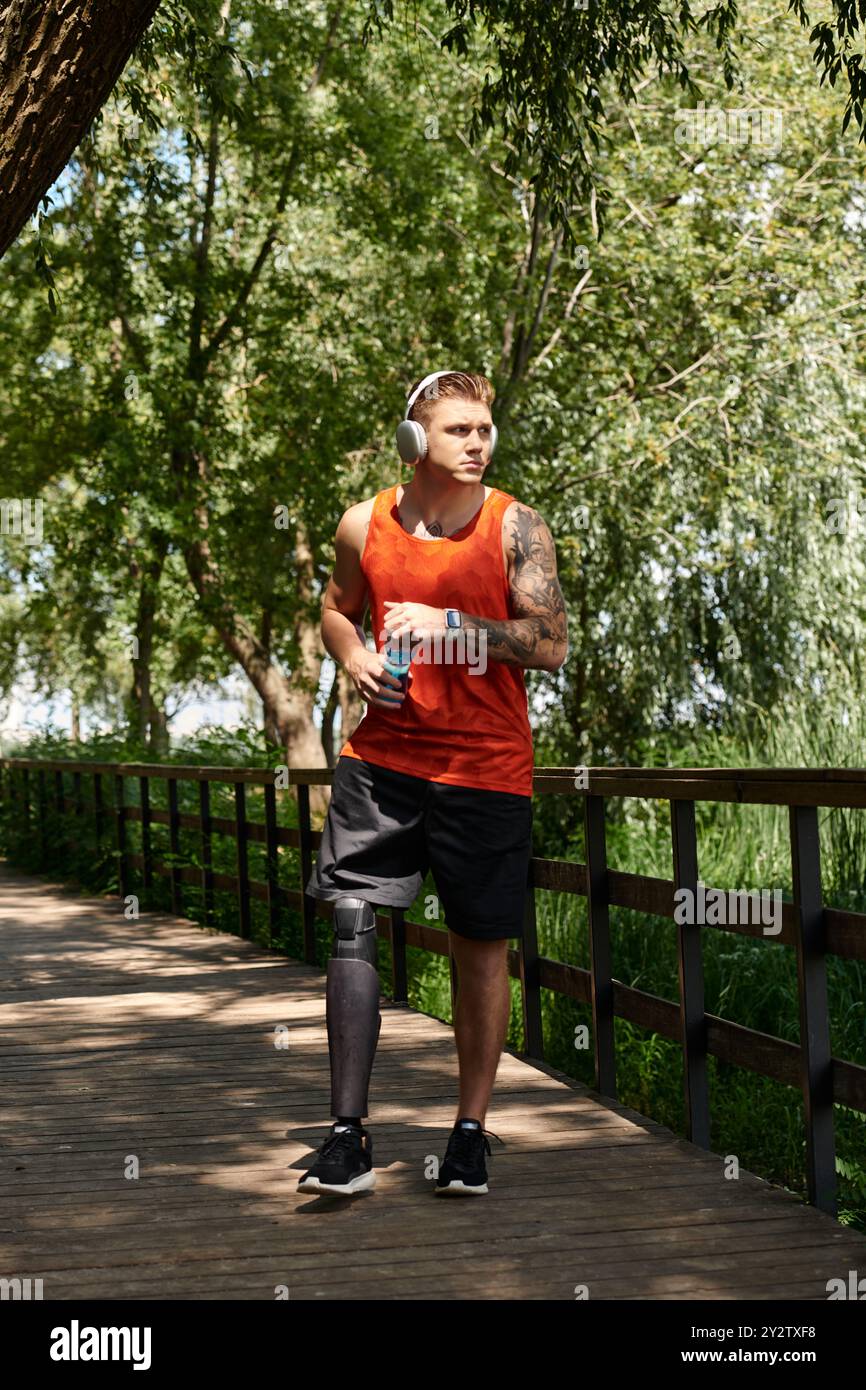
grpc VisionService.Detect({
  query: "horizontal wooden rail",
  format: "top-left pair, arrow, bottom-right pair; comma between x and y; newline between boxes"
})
5,756 -> 866,804
1,754 -> 864,1217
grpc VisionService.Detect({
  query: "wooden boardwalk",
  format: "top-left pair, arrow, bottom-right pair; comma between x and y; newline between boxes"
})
1,862 -> 864,1301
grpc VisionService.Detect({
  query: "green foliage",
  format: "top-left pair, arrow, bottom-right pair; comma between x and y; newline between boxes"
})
361,0 -> 866,249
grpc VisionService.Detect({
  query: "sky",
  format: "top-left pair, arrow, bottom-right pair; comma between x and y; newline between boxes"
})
0,671 -> 292,753
0,654 -> 562,756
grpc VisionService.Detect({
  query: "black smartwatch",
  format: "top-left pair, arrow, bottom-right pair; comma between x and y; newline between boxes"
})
445,609 -> 462,630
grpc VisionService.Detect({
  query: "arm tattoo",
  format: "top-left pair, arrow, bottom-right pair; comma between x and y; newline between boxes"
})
459,504 -> 568,670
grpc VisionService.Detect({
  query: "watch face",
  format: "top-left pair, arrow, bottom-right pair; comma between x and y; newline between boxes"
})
447,610 -> 461,628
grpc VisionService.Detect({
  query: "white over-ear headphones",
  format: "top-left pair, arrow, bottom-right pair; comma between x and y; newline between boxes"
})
395,371 -> 499,463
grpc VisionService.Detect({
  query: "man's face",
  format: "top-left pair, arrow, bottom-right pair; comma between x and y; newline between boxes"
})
420,397 -> 493,481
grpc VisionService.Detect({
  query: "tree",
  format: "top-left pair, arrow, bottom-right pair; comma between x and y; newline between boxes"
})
0,0 -> 163,257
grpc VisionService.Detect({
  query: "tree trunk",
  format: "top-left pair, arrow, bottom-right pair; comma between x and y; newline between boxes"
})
263,704 -> 281,752
320,664 -> 339,768
174,455 -> 330,812
147,692 -> 169,756
0,0 -> 163,258
129,528 -> 169,744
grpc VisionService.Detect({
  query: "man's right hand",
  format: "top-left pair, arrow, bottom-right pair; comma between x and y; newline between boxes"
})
346,648 -> 409,707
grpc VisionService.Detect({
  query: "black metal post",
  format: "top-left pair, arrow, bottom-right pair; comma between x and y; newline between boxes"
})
297,782 -> 317,965
264,780 -> 280,945
139,775 -> 153,894
93,771 -> 103,847
389,906 -> 408,1004
37,768 -> 47,864
115,773 -> 128,902
199,780 -> 215,929
22,766 -> 31,847
235,781 -> 250,939
168,777 -> 182,917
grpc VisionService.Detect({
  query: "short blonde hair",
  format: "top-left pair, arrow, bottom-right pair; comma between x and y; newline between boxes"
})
406,371 -> 495,433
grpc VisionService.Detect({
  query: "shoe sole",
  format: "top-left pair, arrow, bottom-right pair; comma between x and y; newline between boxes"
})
434,1179 -> 488,1195
297,1169 -> 376,1196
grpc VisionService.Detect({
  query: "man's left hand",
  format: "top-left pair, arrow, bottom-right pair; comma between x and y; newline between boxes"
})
383,601 -> 448,643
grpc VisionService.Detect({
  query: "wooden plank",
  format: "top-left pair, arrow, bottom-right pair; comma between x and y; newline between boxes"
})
0,1173 -> 808,1222
3,1209 -> 858,1271
4,1233 -> 857,1290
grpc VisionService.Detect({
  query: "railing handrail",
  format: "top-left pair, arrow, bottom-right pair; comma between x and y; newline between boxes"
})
3,757 -> 866,805
0,757 -> 277,784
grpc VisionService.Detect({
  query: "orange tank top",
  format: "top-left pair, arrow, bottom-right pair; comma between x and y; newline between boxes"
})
339,483 -> 534,796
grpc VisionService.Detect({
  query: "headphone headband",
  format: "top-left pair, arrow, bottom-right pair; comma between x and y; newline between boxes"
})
404,370 -> 462,419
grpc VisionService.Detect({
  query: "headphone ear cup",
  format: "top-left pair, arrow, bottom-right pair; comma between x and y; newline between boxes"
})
489,423 -> 498,458
396,420 -> 427,462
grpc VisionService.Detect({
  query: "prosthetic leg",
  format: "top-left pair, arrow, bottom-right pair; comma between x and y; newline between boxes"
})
326,897 -> 382,1119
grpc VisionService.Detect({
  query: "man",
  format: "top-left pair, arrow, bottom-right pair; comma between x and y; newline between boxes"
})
298,370 -> 568,1197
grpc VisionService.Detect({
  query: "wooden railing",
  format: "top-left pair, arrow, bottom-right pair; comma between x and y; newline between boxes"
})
0,757 -> 864,1217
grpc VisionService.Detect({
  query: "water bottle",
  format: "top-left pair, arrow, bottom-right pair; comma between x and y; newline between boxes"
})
381,635 -> 412,704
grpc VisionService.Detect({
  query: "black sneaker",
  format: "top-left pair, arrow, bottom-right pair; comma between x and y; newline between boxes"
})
297,1123 -> 376,1196
434,1121 -> 503,1196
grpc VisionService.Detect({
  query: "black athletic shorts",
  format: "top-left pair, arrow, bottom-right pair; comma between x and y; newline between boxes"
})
304,755 -> 534,941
